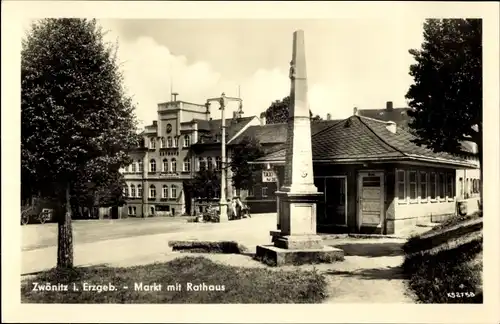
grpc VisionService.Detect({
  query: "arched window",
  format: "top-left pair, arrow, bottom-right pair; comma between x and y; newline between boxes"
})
137,184 -> 142,198
171,158 -> 177,172
167,136 -> 173,148
150,138 -> 156,149
216,156 -> 222,171
171,185 -> 177,199
131,162 -> 136,173
123,185 -> 129,197
173,136 -> 179,148
128,206 -> 132,215
162,185 -> 169,199
160,137 -> 166,148
207,157 -> 213,171
163,159 -> 169,172
199,157 -> 206,171
138,160 -> 143,172
149,185 -> 156,198
183,158 -> 191,172
184,135 -> 191,147
150,159 -> 156,172
130,184 -> 136,197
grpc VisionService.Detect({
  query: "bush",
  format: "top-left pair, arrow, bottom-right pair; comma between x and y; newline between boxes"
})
403,234 -> 483,303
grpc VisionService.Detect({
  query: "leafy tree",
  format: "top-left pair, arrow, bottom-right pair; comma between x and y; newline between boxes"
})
230,136 -> 265,191
21,19 -> 138,268
264,95 -> 322,124
185,169 -> 221,202
405,19 -> 482,206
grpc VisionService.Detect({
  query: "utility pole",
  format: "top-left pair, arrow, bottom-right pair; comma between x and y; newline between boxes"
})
205,92 -> 242,222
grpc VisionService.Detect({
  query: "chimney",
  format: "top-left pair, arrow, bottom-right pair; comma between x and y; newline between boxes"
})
353,107 -> 358,116
386,101 -> 393,111
171,92 -> 179,102
386,121 -> 397,134
326,113 -> 331,121
259,112 -> 266,126
152,121 -> 157,127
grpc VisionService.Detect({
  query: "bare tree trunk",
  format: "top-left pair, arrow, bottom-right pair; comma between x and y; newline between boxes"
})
478,141 -> 483,215
57,182 -> 74,268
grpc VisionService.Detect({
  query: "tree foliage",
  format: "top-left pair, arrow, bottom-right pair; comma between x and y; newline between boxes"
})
184,169 -> 221,202
230,137 -> 265,190
406,19 -> 482,154
264,96 -> 322,124
405,18 -> 482,208
21,18 -> 139,268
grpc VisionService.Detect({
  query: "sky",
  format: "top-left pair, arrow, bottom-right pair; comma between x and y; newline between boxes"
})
24,18 -> 426,128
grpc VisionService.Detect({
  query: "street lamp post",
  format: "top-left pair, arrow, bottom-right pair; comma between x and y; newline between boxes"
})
205,92 -> 242,222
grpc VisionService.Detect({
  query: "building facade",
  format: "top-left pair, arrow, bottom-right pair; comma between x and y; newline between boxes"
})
254,114 -> 481,235
121,96 -> 259,217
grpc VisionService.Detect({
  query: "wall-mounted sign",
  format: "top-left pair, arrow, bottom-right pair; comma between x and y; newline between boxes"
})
166,124 -> 172,134
262,170 -> 277,183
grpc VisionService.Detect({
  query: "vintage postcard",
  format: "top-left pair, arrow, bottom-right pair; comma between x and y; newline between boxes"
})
2,1 -> 499,323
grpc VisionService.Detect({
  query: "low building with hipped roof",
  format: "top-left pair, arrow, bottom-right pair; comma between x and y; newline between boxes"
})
251,113 -> 480,235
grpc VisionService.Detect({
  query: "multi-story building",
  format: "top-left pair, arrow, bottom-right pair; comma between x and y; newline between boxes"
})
121,95 -> 259,217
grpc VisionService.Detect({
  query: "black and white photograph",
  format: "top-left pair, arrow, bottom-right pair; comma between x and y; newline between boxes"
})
2,1 -> 499,323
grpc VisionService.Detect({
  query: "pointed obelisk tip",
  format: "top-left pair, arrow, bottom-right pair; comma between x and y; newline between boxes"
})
291,30 -> 306,79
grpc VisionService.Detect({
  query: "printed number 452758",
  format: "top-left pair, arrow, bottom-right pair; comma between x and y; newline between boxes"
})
447,292 -> 476,298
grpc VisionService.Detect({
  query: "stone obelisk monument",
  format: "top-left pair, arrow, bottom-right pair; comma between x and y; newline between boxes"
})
256,30 -> 344,266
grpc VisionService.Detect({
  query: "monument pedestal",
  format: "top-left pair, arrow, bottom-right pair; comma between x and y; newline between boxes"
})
256,191 -> 344,266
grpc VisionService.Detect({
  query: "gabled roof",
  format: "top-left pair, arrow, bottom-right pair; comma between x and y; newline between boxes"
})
254,115 -> 476,168
230,119 -> 343,145
192,116 -> 256,145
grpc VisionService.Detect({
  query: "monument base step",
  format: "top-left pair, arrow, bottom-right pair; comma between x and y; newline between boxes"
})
255,244 -> 344,266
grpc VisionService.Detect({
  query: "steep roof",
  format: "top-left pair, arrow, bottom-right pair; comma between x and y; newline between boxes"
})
255,115 -> 476,168
192,116 -> 256,144
230,119 -> 343,145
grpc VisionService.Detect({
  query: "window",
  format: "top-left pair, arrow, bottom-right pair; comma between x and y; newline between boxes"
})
162,185 -> 168,199
163,159 -> 168,172
128,207 -> 133,215
124,185 -> 129,198
438,173 -> 445,199
150,207 -> 155,215
419,172 -> 427,200
167,136 -> 173,148
183,135 -> 191,147
138,160 -> 143,172
171,158 -> 177,172
183,158 -> 191,172
173,137 -> 179,148
160,137 -> 166,148
199,157 -> 206,171
459,177 -> 464,198
397,170 -> 406,200
262,186 -> 268,197
248,186 -> 254,197
446,173 -> 454,198
149,185 -> 156,198
409,171 -> 417,200
150,159 -> 156,172
429,172 -> 437,199
150,138 -> 156,149
133,207 -> 136,215
207,157 -> 213,171
138,184 -> 142,198
131,163 -> 136,173
130,184 -> 136,198
216,156 -> 222,171
171,185 -> 177,199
